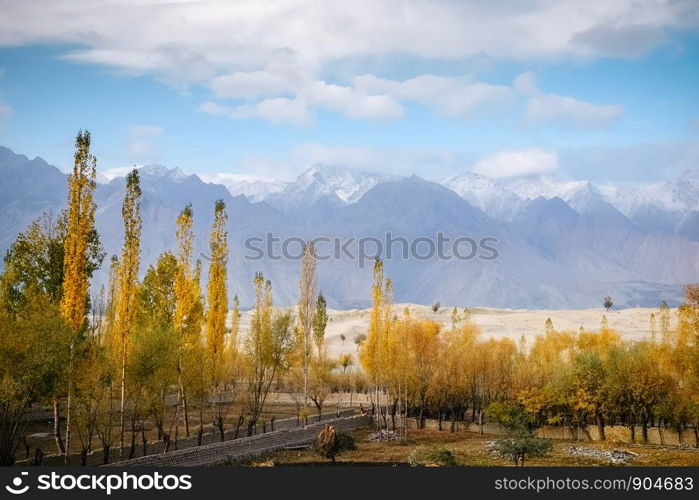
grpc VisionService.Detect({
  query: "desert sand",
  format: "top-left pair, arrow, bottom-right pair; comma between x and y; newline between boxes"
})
235,304 -> 676,359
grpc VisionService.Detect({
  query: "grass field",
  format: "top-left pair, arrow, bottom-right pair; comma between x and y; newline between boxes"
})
266,429 -> 699,467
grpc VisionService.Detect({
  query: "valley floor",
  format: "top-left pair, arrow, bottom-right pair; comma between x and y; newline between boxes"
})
268,428 -> 699,467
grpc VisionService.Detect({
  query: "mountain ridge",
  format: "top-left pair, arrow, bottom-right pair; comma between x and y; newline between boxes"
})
1,145 -> 698,309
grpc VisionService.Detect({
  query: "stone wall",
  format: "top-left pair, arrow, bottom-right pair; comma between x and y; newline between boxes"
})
17,409 -> 361,466
406,418 -> 699,447
105,414 -> 373,466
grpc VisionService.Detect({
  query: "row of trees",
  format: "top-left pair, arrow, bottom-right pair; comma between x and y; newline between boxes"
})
359,258 -> 699,445
0,132 -> 342,465
1,131 -> 698,465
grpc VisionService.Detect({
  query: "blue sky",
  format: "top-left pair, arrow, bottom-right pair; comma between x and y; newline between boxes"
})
0,1 -> 698,184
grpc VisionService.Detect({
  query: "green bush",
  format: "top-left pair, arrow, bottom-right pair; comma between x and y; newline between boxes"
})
493,435 -> 553,466
426,447 -> 458,467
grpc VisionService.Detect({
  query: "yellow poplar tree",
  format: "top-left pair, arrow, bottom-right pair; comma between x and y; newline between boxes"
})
59,130 -> 98,463
205,200 -> 231,440
205,199 -> 229,370
298,241 -> 317,406
359,258 -> 385,380
174,204 -> 195,441
115,168 -> 142,459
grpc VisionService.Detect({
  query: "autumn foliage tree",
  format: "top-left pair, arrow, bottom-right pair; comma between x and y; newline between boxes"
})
114,168 -> 142,458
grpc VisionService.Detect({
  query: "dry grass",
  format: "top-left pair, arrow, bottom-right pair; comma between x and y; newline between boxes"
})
270,429 -> 699,467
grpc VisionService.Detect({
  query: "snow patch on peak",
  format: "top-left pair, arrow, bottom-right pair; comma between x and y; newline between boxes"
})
284,163 -> 395,205
504,177 -> 589,202
200,173 -> 289,202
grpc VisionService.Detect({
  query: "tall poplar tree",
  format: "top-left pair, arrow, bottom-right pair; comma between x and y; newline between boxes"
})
297,241 -> 317,406
173,205 -> 197,441
205,200 -> 229,369
115,169 -> 142,459
59,130 -> 98,463
205,200 -> 230,440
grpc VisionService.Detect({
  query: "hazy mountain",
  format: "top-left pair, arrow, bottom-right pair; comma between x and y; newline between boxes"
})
2,145 -> 698,309
0,147 -> 68,256
442,172 -> 524,220
264,164 -> 396,214
198,173 -> 289,202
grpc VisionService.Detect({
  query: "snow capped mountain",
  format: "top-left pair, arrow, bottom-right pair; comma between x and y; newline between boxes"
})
442,172 -> 524,220
597,170 -> 699,236
2,145 -> 698,309
504,177 -> 590,203
601,170 -> 699,214
199,173 -> 289,202
265,164 -> 397,213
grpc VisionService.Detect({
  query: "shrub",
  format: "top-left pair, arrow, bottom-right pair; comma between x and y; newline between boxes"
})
313,426 -> 356,463
408,447 -> 458,466
426,447 -> 458,467
492,436 -> 553,466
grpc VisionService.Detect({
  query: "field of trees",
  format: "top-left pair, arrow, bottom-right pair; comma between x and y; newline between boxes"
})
1,132 -> 698,466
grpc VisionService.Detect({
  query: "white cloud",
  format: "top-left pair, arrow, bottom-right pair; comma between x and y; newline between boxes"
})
512,71 -> 623,129
201,78 -> 403,123
513,71 -> 538,97
473,148 -> 558,179
354,74 -> 512,118
127,124 -> 163,161
1,1 -> 693,77
199,98 -> 313,126
202,69 -> 623,128
211,71 -> 298,99
128,125 -> 162,138
526,94 -> 623,129
303,81 -> 403,120
0,68 -> 9,121
0,102 -> 11,119
571,22 -> 667,59
291,143 -> 469,179
101,165 -> 142,181
0,1 -> 671,127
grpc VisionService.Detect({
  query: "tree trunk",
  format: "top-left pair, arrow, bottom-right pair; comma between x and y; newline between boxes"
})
128,420 -> 137,460
102,445 -> 110,465
52,399 -> 65,455
141,427 -> 147,457
119,340 -> 127,461
630,424 -> 635,442
642,421 -> 648,443
217,416 -> 225,442
596,413 -> 606,441
234,415 -> 244,439
163,434 -> 171,453
197,405 -> 204,446
183,395 -> 190,437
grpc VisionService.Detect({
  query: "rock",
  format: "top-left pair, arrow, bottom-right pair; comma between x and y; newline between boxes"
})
367,430 -> 401,442
568,446 -> 637,464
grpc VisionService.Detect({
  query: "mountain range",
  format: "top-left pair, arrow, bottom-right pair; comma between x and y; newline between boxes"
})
1,145 -> 698,309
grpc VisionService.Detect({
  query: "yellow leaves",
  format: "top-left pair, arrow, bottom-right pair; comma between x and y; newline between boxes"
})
114,168 -> 142,358
205,200 -> 229,372
60,131 -> 97,335
359,258 -> 393,381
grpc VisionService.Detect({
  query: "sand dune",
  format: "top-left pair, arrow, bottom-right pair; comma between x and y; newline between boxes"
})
235,304 -> 676,359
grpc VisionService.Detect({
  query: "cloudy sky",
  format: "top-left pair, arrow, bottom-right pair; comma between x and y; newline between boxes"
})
0,0 -> 698,184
